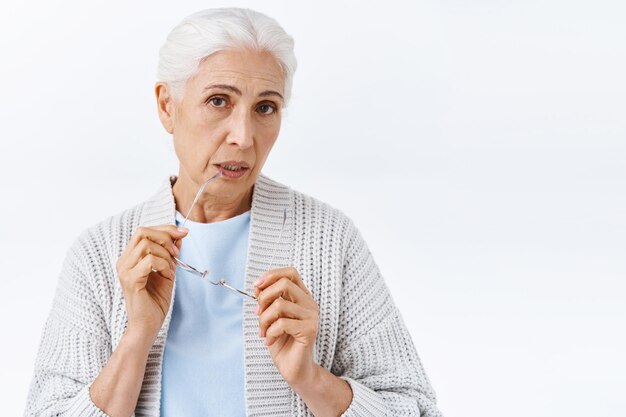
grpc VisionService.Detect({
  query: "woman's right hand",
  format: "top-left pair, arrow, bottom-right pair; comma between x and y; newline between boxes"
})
115,225 -> 188,340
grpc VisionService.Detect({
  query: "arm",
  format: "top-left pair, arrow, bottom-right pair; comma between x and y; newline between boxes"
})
331,219 -> 443,417
24,232 -> 113,416
24,232 -> 152,417
88,330 -> 154,417
25,223 -> 183,417
254,267 -> 354,416
291,364 -> 353,417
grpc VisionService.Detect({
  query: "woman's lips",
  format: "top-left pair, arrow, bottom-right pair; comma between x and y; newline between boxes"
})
215,164 -> 249,179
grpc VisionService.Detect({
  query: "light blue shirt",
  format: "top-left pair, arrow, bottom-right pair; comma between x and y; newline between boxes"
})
160,209 -> 250,417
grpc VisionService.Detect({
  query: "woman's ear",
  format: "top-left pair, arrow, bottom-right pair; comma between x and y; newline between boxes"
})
155,82 -> 175,134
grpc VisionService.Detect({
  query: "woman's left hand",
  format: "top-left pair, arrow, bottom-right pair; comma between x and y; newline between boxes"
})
254,266 -> 320,388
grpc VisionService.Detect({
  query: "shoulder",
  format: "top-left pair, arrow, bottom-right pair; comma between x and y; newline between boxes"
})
72,201 -> 144,259
258,173 -> 352,220
63,195 -> 152,305
263,175 -> 361,256
70,176 -> 174,258
297,190 -> 356,233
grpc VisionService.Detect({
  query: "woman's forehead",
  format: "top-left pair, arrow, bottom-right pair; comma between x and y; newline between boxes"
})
190,49 -> 285,95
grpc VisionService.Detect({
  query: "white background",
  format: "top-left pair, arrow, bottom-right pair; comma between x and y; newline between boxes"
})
1,1 -> 625,416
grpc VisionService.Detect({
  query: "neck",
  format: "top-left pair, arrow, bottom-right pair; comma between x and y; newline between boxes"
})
171,173 -> 253,223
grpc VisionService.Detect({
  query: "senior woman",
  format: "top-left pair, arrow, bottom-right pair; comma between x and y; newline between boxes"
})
24,7 -> 442,417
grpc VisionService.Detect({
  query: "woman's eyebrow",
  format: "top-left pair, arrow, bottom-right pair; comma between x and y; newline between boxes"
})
203,83 -> 283,101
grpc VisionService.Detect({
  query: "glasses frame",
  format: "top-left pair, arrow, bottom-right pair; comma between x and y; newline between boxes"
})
171,172 -> 287,302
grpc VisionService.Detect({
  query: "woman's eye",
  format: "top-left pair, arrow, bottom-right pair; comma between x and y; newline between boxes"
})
258,103 -> 276,115
208,97 -> 228,108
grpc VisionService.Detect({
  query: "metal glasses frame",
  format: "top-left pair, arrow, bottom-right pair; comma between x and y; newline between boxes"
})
171,171 -> 287,302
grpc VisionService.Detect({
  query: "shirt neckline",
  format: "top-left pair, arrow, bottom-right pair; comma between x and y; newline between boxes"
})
175,209 -> 251,227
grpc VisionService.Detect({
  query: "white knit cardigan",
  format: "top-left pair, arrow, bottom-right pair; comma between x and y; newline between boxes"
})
24,173 -> 442,417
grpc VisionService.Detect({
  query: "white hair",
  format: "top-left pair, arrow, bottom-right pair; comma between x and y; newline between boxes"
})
157,7 -> 297,106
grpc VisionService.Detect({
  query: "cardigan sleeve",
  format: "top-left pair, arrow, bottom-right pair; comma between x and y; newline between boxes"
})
24,231 -> 113,417
331,218 -> 443,417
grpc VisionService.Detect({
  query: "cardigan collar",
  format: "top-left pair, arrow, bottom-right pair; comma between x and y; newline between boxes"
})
139,171 -> 294,248
135,172 -> 296,416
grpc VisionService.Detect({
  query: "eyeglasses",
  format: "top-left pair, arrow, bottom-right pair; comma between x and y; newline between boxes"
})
171,171 -> 287,302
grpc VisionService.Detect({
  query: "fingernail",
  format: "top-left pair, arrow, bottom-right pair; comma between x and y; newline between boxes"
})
255,305 -> 260,315
177,227 -> 189,233
172,244 -> 179,255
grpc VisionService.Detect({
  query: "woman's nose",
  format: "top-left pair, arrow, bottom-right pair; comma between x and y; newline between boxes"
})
225,108 -> 254,149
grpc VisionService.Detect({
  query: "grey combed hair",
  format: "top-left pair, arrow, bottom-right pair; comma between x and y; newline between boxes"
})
157,7 -> 297,106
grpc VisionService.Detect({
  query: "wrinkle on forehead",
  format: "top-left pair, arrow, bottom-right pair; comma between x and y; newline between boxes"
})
209,69 -> 281,84
190,49 -> 285,96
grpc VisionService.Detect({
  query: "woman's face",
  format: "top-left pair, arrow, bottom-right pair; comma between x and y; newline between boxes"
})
156,47 -> 285,204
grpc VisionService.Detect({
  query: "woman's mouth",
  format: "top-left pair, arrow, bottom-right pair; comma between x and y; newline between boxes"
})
214,162 -> 250,179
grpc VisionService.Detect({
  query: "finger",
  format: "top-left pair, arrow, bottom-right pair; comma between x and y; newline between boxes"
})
121,255 -> 173,294
129,225 -> 188,255
257,278 -> 319,314
134,254 -> 174,283
257,277 -> 315,315
258,297 -> 311,337
128,238 -> 175,269
145,225 -> 188,251
254,266 -> 309,294
174,236 -> 183,251
265,318 -> 314,346
121,239 -> 176,274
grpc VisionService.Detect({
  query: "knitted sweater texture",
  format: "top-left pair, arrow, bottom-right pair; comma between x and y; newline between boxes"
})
24,173 -> 442,417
